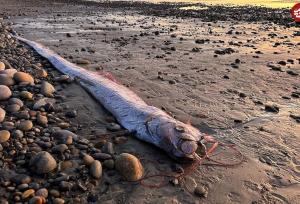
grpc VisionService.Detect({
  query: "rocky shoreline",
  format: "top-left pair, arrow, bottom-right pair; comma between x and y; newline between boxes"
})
0,21 -> 146,204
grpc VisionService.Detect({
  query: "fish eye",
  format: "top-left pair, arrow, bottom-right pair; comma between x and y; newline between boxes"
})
180,141 -> 198,155
175,125 -> 185,133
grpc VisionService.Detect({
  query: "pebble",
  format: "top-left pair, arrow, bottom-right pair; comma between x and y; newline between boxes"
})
90,160 -> 102,179
0,74 -> 14,86
49,189 -> 60,198
11,174 -> 31,184
0,107 -> 5,122
0,130 -> 10,143
35,188 -> 48,198
106,123 -> 121,131
20,91 -> 33,100
53,198 -> 65,204
22,189 -> 35,199
103,159 -> 115,169
0,61 -> 5,70
35,69 -> 48,78
265,104 -> 279,113
29,196 -> 44,204
83,154 -> 95,166
93,153 -> 112,160
17,120 -> 33,131
0,85 -> 11,100
37,114 -> 48,127
115,153 -> 144,181
8,98 -> 24,107
52,144 -> 68,154
52,130 -> 77,144
6,104 -> 20,113
194,186 -> 208,198
13,72 -> 34,85
30,151 -> 57,174
0,68 -> 17,77
41,81 -> 55,97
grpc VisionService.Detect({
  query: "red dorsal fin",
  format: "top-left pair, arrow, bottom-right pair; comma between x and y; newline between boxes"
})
98,71 -> 119,84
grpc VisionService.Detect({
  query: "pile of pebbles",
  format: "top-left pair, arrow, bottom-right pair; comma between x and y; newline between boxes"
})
0,21 -> 143,204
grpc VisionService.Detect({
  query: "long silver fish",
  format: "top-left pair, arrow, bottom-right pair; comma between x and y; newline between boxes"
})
15,35 -> 204,161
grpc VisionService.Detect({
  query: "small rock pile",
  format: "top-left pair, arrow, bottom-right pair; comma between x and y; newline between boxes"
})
0,21 -> 143,203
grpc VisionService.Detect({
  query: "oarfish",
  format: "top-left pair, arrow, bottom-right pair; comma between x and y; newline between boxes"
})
15,35 -> 204,161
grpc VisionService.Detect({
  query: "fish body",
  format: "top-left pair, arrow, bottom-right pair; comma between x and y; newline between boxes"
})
16,36 -> 203,160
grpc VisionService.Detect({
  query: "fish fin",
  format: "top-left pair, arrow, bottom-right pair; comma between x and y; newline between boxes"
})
98,71 -> 119,84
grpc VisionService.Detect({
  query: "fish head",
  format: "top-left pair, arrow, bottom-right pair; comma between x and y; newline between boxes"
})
156,119 -> 203,161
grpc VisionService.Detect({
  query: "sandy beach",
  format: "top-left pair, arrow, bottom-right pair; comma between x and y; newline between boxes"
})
0,0 -> 299,203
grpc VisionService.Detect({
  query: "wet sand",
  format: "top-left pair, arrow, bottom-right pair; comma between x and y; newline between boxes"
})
0,0 -> 300,203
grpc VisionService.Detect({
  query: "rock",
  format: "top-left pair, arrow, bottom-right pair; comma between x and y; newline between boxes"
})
53,198 -> 65,204
20,91 -> 33,100
90,160 -> 102,179
0,107 -> 5,122
35,69 -> 48,78
75,59 -> 90,65
265,104 -> 279,113
49,189 -> 60,198
17,120 -> 33,131
13,72 -> 34,85
83,154 -> 94,166
185,176 -> 197,192
0,62 -> 5,70
52,130 -> 77,144
0,85 -> 11,100
37,114 -> 48,127
0,130 -> 10,143
8,98 -> 24,107
0,68 -> 17,77
52,144 -> 68,154
93,153 -> 112,160
115,153 -> 143,181
30,151 -> 57,174
103,159 -> 115,169
11,174 -> 31,185
65,110 -> 77,118
41,81 -> 55,97
0,74 -> 14,86
6,104 -> 20,113
22,189 -> 35,199
194,186 -> 208,198
33,98 -> 55,110
12,130 -> 24,139
35,188 -> 48,198
106,123 -> 121,131
29,196 -> 44,204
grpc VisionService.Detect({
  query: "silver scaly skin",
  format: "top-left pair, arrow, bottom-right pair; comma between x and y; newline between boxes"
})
15,35 -> 203,161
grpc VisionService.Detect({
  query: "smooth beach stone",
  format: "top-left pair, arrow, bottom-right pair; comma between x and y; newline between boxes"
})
17,120 -> 33,131
29,196 -> 45,204
52,130 -> 78,144
22,189 -> 35,199
83,154 -> 94,166
0,61 -> 5,70
41,81 -> 55,97
6,104 -> 21,113
0,130 -> 10,143
0,107 -> 5,122
8,97 -> 24,107
13,71 -> 35,84
115,153 -> 144,181
37,114 -> 48,126
0,74 -> 14,86
30,151 -> 57,174
35,188 -> 48,198
90,160 -> 102,179
35,69 -> 48,78
0,85 -> 11,100
0,68 -> 17,77
53,198 -> 65,204
20,91 -> 33,100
